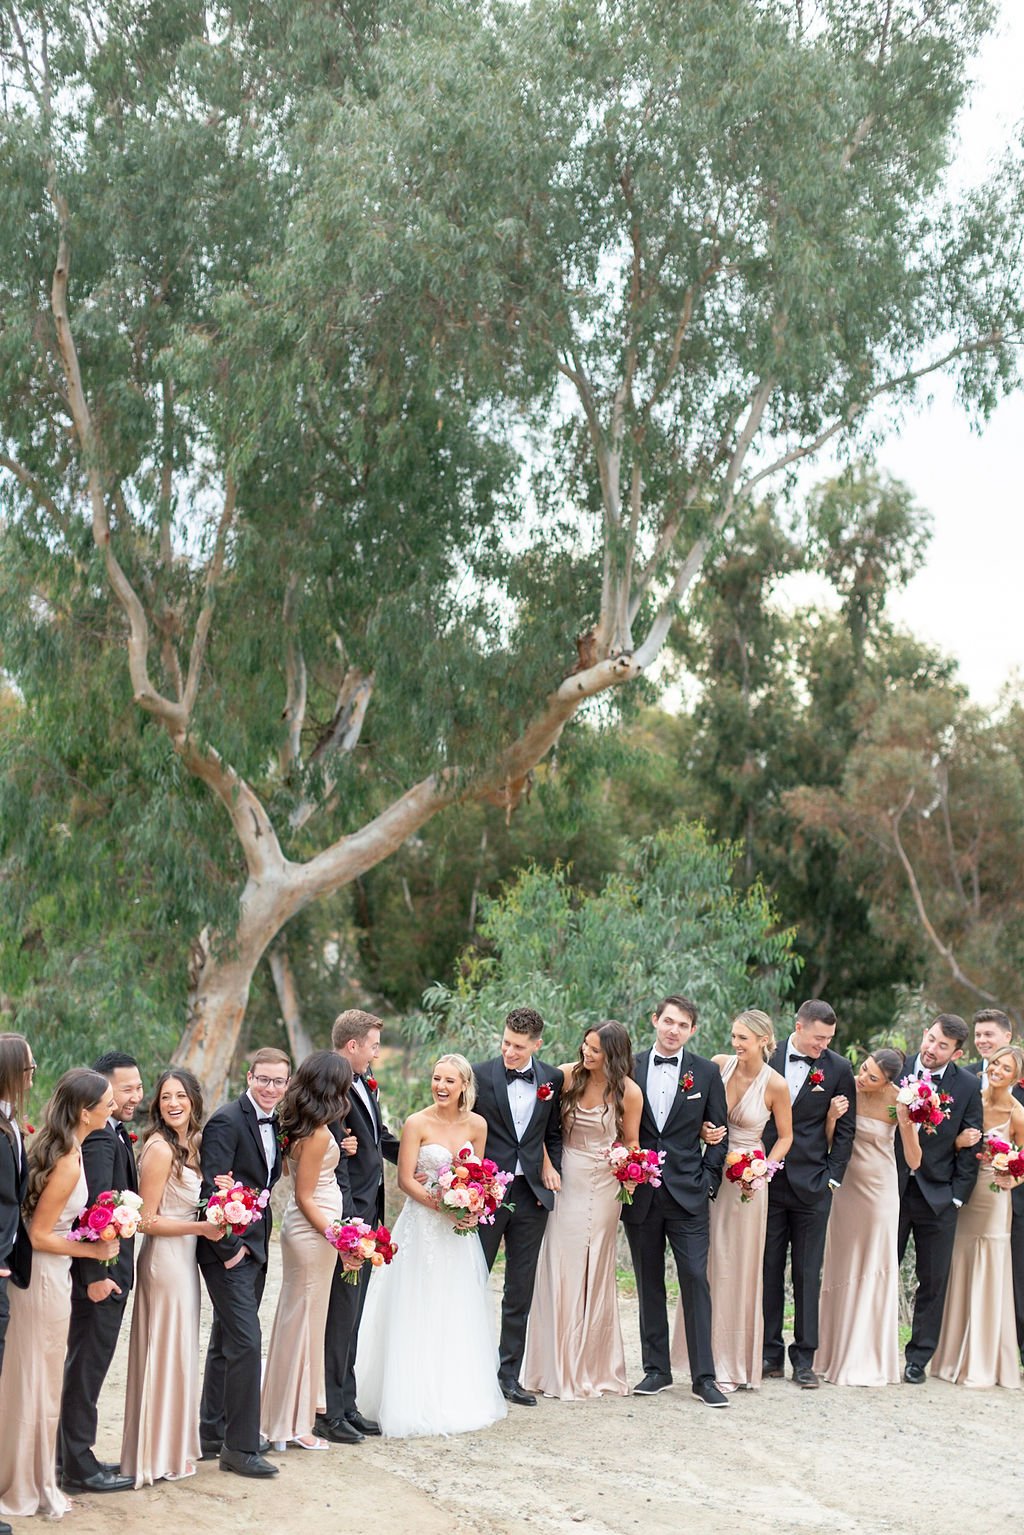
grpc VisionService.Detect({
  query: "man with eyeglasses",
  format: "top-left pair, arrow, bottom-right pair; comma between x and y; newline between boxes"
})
198,1047 -> 289,1479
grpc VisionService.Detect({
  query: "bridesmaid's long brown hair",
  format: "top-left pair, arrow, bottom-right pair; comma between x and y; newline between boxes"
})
0,1032 -> 31,1146
144,1068 -> 205,1175
561,1021 -> 635,1140
24,1068 -> 110,1219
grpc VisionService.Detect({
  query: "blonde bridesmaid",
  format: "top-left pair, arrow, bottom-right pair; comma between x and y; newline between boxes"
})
120,1068 -> 225,1485
933,1043 -> 1024,1388
815,1048 -> 919,1386
261,1051 -> 354,1450
672,1010 -> 792,1390
523,1021 -> 642,1400
0,1070 -> 119,1521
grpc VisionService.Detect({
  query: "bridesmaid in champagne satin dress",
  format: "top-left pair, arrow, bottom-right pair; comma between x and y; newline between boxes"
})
815,1049 -> 919,1387
261,1051 -> 354,1449
523,1021 -> 642,1400
671,1011 -> 792,1390
0,1069 -> 118,1521
121,1069 -> 224,1485
932,1044 -> 1024,1389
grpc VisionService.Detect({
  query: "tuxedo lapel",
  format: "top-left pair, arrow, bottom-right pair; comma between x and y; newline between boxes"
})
661,1048 -> 694,1136
524,1061 -> 554,1134
634,1049 -> 660,1137
240,1094 -> 270,1178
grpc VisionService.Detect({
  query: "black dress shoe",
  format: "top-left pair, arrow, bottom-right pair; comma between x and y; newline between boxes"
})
499,1380 -> 537,1406
313,1414 -> 364,1444
632,1371 -> 673,1395
903,1362 -> 927,1384
761,1360 -> 785,1378
219,1448 -> 279,1478
61,1470 -> 134,1493
793,1366 -> 820,1389
345,1411 -> 381,1437
96,1462 -> 121,1475
1,1518 -> 13,1534
692,1377 -> 729,1408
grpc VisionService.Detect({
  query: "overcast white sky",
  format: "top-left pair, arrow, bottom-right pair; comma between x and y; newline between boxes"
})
786,4 -> 1024,708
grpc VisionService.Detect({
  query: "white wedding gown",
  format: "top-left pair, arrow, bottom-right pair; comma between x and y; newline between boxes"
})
354,1143 -> 507,1437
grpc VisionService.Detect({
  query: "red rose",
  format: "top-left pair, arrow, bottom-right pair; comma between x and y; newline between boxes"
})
365,1076 -> 378,1092
24,1122 -> 35,1135
680,1072 -> 694,1092
129,1131 -> 138,1142
809,1069 -> 824,1086
537,1083 -> 553,1101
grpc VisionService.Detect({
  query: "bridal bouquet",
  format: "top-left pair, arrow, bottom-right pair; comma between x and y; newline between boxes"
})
604,1144 -> 666,1205
202,1181 -> 270,1235
724,1149 -> 783,1203
68,1188 -> 144,1263
432,1147 -> 514,1235
976,1132 -> 1024,1192
890,1072 -> 953,1135
324,1218 -> 399,1283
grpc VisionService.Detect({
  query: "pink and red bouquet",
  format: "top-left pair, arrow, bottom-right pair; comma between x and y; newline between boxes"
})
202,1182 -> 270,1235
976,1132 -> 1024,1192
432,1145 -> 514,1235
724,1148 -> 783,1203
604,1143 -> 666,1205
324,1219 -> 398,1283
68,1188 -> 143,1263
890,1072 -> 953,1134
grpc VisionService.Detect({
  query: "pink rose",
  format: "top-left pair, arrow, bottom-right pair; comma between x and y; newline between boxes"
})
87,1206 -> 112,1233
626,1162 -> 643,1181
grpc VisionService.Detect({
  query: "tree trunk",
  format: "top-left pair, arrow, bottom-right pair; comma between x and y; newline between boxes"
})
179,950 -> 261,1105
267,940 -> 317,1064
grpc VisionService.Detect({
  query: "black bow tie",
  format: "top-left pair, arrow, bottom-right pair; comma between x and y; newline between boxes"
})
257,1116 -> 276,1126
918,1069 -> 942,1082
789,1053 -> 814,1066
505,1068 -> 535,1084
653,1055 -> 679,1068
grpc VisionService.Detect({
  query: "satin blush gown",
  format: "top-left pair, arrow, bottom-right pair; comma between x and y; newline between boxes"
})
815,1113 -> 900,1386
672,1058 -> 770,1388
523,1102 -> 628,1399
0,1158 -> 87,1519
120,1152 -> 203,1483
261,1134 -> 344,1441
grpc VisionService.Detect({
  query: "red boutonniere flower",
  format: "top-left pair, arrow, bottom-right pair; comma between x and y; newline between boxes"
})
24,1122 -> 35,1135
537,1083 -> 554,1101
276,1125 -> 290,1152
809,1068 -> 825,1088
365,1076 -> 378,1093
680,1071 -> 695,1093
129,1131 -> 138,1142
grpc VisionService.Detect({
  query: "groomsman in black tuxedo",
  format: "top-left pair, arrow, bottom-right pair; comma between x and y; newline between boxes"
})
58,1049 -> 142,1494
473,1006 -> 563,1407
198,1046 -> 287,1478
624,995 -> 729,1407
967,1008 -> 1024,1366
318,1009 -> 398,1444
762,999 -> 856,1389
0,1033 -> 32,1535
897,1013 -> 982,1382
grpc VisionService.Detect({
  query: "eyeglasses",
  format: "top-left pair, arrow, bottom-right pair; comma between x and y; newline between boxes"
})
25,1062 -> 38,1074
250,1074 -> 289,1090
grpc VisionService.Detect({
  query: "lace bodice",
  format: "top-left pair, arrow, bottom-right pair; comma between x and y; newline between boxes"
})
416,1141 -> 468,1176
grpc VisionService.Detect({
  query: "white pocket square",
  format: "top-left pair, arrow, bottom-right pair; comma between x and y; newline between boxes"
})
687,1091 -> 701,1099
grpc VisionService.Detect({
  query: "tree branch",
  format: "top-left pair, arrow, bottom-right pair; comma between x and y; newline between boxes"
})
182,473 -> 236,717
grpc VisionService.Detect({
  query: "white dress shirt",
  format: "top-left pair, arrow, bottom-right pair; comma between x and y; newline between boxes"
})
646,1049 -> 683,1133
784,1035 -> 812,1103
246,1090 -> 276,1180
351,1076 -> 379,1143
506,1070 -> 538,1175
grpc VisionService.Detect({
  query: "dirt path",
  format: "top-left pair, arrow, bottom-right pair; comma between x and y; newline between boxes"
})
14,1247 -> 1011,1535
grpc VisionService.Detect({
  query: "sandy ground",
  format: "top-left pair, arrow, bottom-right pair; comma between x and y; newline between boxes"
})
6,1231 -> 1016,1535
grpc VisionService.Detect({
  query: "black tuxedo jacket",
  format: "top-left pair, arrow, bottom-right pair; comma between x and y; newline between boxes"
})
764,1043 -> 857,1203
198,1094 -> 282,1268
330,1077 -> 398,1226
966,1060 -> 1024,1213
620,1047 -> 728,1225
895,1059 -> 982,1211
471,1058 -> 564,1210
71,1120 -> 139,1294
0,1117 -> 30,1287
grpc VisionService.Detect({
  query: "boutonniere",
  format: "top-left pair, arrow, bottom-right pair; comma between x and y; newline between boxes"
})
938,1089 -> 953,1110
276,1125 -> 290,1153
809,1068 -> 825,1090
364,1076 -> 378,1093
537,1082 -> 553,1101
129,1131 -> 138,1143
680,1071 -> 694,1093
24,1122 -> 35,1135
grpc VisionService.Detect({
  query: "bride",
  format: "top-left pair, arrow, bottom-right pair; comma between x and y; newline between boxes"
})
354,1054 -> 507,1436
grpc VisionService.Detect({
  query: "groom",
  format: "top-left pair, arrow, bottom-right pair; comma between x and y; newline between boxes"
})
473,1006 -> 563,1407
762,998 -> 856,1388
624,995 -> 729,1407
897,1013 -> 982,1382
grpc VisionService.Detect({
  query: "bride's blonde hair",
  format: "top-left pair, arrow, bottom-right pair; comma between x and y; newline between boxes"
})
732,1009 -> 776,1062
433,1054 -> 476,1111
